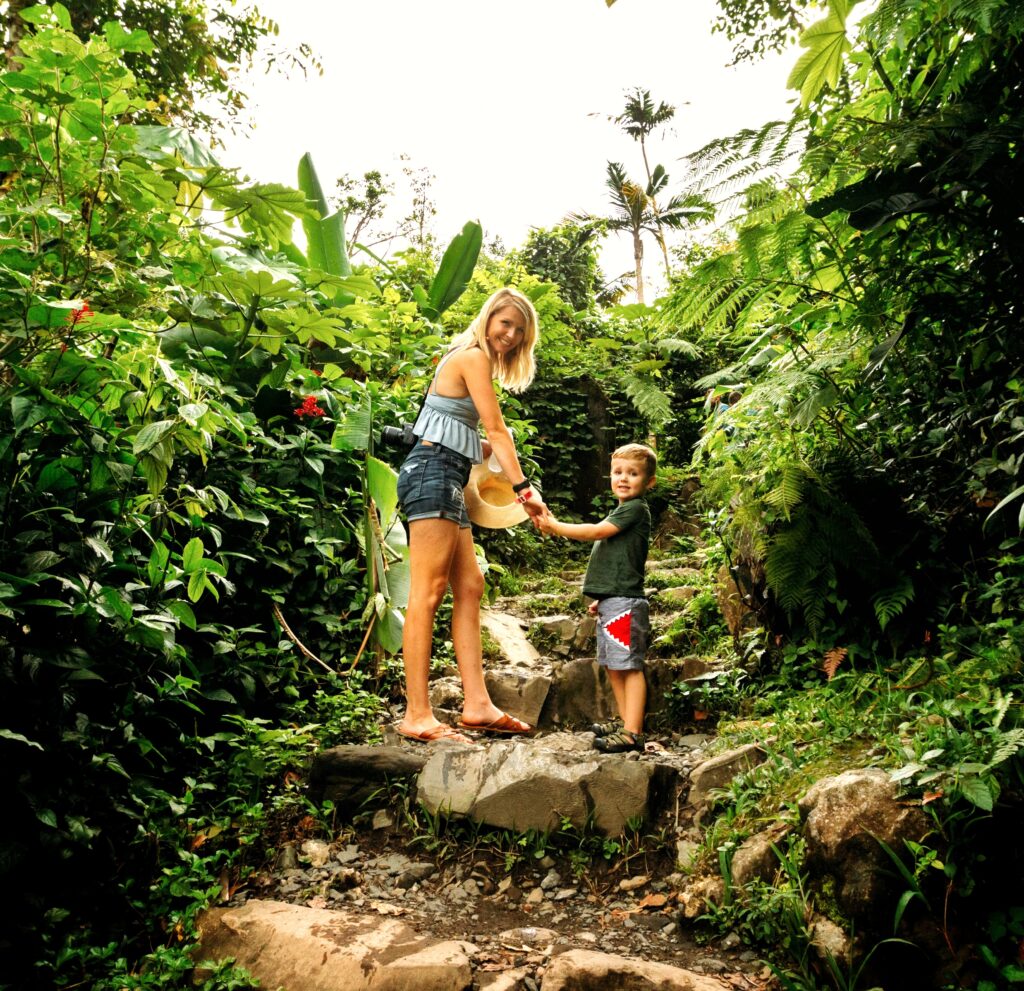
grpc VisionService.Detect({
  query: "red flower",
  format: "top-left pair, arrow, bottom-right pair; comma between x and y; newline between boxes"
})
294,395 -> 326,418
311,369 -> 322,377
66,301 -> 95,326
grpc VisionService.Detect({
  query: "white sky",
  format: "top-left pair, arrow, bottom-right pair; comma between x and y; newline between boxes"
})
218,0 -> 799,296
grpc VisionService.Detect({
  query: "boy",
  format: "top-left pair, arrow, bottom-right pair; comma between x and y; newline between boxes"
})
537,443 -> 656,753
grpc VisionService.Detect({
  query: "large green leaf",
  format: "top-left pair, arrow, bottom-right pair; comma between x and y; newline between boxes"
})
382,519 -> 410,609
297,153 -> 352,281
130,125 -> 221,167
425,221 -> 483,318
330,391 -> 372,451
366,455 -> 398,528
374,606 -> 405,654
787,3 -> 852,105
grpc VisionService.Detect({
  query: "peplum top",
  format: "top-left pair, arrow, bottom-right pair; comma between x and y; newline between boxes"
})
411,351 -> 484,463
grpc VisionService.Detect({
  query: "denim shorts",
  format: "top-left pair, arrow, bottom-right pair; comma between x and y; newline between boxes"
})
397,442 -> 472,528
595,596 -> 649,671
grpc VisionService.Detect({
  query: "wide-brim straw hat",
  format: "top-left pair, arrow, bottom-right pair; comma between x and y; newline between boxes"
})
464,462 -> 530,529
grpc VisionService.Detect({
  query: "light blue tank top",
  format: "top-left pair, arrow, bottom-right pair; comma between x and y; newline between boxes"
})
412,350 -> 483,462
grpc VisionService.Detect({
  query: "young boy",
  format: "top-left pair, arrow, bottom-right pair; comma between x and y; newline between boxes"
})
537,443 -> 656,753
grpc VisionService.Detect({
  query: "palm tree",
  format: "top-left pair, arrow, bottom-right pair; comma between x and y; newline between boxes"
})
614,88 -> 679,278
615,88 -> 676,187
580,161 -> 710,305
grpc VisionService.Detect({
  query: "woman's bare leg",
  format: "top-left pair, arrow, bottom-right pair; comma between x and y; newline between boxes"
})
448,526 -> 523,726
397,517 -> 460,736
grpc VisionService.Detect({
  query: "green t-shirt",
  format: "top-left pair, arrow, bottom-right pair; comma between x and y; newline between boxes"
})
582,497 -> 651,599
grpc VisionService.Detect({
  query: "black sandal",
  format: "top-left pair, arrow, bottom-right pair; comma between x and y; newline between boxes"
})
590,719 -> 622,737
595,730 -> 645,753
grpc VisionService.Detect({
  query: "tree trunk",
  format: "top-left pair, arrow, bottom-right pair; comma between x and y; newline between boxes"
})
4,0 -> 30,70
640,138 -> 672,280
633,232 -> 644,305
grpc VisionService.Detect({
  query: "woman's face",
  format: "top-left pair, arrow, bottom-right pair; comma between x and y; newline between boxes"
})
485,305 -> 527,355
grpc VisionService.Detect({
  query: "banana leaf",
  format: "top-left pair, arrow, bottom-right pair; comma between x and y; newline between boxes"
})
423,220 -> 482,319
297,153 -> 352,283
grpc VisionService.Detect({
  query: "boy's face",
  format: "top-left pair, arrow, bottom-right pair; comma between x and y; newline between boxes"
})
609,457 -> 655,502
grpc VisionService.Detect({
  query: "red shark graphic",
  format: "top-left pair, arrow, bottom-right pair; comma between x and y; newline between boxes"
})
604,610 -> 632,650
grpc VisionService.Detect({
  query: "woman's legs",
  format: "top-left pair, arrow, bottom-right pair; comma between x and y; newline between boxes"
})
447,527 -> 520,726
398,517 -> 460,735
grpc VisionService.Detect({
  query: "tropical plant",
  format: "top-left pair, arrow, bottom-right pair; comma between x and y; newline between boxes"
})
611,87 -> 678,278
662,0 -> 1024,639
576,160 -> 711,304
2,0 -> 313,131
0,9 -> 486,985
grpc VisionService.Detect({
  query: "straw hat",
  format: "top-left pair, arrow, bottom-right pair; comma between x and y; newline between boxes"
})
464,460 -> 530,529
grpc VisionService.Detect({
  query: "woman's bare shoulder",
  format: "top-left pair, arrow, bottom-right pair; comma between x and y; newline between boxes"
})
449,345 -> 490,374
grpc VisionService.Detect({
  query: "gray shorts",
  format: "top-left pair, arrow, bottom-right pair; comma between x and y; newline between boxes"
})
595,596 -> 649,671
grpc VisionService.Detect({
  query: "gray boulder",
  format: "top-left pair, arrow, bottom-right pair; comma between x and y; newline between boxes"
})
416,734 -> 674,835
308,745 -> 427,806
729,823 -> 790,889
799,767 -> 930,920
484,669 -> 552,728
687,743 -> 766,810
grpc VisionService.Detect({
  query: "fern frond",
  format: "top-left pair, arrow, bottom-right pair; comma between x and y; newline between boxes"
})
872,575 -> 914,630
764,463 -> 809,518
991,691 -> 1012,730
620,372 -> 672,425
657,337 -> 701,357
989,727 -> 1024,768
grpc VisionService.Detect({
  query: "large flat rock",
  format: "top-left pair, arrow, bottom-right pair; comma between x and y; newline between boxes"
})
416,734 -> 673,835
196,899 -> 475,991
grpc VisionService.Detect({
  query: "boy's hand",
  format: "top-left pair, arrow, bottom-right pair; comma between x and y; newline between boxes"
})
535,512 -> 559,535
587,600 -> 599,616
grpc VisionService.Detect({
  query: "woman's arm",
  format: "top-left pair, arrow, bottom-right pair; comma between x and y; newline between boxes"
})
456,349 -> 547,517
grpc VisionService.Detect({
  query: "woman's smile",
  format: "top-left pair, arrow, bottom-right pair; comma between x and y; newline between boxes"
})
486,305 -> 526,353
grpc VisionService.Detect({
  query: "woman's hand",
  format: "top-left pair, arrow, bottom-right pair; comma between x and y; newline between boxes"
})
481,439 -> 493,459
522,490 -> 547,525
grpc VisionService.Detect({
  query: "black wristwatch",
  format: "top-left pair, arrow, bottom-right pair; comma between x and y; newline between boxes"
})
512,479 -> 532,493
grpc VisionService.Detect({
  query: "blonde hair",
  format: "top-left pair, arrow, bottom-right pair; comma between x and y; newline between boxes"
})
448,287 -> 539,393
612,443 -> 657,480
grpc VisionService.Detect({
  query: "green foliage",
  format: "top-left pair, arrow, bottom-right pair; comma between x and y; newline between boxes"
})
297,151 -> 352,285
664,669 -> 751,729
709,0 -> 816,62
667,0 -> 1024,641
515,222 -> 608,313
0,14 -> 476,986
47,0 -> 300,132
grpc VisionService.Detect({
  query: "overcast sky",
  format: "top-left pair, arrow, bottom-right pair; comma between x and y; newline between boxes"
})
217,0 -> 799,295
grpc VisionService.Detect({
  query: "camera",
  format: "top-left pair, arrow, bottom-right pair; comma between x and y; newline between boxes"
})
380,422 -> 417,448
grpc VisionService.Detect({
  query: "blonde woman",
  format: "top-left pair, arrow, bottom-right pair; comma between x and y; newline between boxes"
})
395,288 -> 547,744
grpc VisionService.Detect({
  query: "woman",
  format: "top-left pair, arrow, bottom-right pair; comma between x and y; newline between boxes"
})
395,287 -> 547,743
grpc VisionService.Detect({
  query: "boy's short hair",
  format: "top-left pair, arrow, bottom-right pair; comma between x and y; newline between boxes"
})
611,443 -> 657,479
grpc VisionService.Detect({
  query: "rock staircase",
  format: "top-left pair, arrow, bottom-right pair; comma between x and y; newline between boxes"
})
195,553 -> 775,990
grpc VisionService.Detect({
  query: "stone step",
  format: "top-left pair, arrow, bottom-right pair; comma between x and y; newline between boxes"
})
195,900 -> 728,991
308,734 -> 745,838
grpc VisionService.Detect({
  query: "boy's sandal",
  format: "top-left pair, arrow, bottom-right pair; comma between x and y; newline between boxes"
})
590,720 -> 622,737
595,731 -> 645,754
